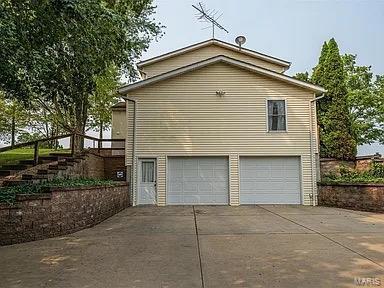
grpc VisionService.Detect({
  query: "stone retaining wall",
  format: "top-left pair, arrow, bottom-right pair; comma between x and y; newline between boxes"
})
318,183 -> 384,212
0,183 -> 129,245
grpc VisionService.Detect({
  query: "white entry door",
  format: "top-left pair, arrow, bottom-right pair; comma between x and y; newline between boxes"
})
138,159 -> 157,205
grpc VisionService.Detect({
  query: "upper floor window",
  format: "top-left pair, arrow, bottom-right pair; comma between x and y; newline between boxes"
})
267,100 -> 286,131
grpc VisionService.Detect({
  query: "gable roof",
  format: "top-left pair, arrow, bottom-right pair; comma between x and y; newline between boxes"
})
119,55 -> 325,94
111,102 -> 126,109
137,39 -> 291,70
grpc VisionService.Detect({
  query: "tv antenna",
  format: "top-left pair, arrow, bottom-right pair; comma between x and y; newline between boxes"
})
192,2 -> 229,38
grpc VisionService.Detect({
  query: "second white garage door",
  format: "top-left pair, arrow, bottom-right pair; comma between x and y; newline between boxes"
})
240,157 -> 301,204
167,157 -> 229,205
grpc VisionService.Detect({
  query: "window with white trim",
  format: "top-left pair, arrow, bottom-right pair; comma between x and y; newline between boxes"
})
267,100 -> 287,131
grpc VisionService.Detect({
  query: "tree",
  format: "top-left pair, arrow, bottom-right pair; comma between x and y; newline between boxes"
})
312,38 -> 356,160
0,0 -> 162,152
26,102 -> 65,148
0,93 -> 30,146
312,41 -> 331,116
373,75 -> 384,143
342,54 -> 384,145
294,72 -> 310,82
88,65 -> 120,141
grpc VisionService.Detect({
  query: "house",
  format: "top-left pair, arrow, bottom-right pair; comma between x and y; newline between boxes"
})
112,38 -> 326,206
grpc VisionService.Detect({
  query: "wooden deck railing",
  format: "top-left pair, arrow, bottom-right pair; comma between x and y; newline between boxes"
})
0,133 -> 125,165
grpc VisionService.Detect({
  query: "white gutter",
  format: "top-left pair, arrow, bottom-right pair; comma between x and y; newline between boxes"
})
309,94 -> 324,206
122,96 -> 137,206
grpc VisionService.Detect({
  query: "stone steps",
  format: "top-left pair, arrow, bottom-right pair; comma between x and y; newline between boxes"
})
0,151 -> 88,187
19,159 -> 36,165
2,179 -> 37,187
48,164 -> 67,171
0,164 -> 29,171
38,156 -> 59,164
21,174 -> 50,181
0,170 -> 11,177
37,169 -> 58,175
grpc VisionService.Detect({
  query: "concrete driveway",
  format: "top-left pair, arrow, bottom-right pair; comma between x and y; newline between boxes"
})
1,205 -> 384,288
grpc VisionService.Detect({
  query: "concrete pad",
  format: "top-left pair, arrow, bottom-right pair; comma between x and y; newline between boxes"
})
0,234 -> 201,288
281,213 -> 384,233
196,214 -> 311,235
194,205 -> 267,216
345,210 -> 384,220
2,205 -> 383,288
118,205 -> 194,216
260,205 -> 359,216
324,233 -> 384,267
91,215 -> 196,236
200,234 -> 384,288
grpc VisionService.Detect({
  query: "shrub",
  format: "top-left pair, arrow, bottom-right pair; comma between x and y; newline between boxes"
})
370,162 -> 384,178
0,178 -> 119,204
322,162 -> 384,184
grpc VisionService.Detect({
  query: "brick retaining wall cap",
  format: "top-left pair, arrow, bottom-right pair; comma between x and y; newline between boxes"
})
16,193 -> 52,201
49,183 -> 128,192
318,182 -> 384,187
0,203 -> 21,209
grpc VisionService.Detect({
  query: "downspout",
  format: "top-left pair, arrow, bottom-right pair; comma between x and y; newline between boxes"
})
309,94 -> 324,206
122,96 -> 137,206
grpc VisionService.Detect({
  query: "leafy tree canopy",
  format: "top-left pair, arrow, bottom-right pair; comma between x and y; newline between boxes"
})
0,0 -> 162,149
342,54 -> 384,145
0,92 -> 30,146
88,65 -> 120,139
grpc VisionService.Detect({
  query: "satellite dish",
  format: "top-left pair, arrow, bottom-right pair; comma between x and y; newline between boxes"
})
235,35 -> 246,48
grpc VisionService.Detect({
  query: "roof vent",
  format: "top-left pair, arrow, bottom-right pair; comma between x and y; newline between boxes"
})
235,36 -> 246,49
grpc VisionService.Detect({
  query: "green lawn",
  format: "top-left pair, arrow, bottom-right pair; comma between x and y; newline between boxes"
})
0,148 -> 70,166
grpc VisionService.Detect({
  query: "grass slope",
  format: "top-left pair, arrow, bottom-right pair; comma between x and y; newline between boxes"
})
0,148 -> 70,166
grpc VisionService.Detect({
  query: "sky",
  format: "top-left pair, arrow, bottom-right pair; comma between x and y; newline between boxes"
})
140,0 -> 384,155
144,0 -> 384,77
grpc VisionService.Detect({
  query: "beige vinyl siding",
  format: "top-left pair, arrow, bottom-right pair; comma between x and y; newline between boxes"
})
310,101 -> 319,205
229,154 -> 240,206
111,109 -> 127,139
157,156 -> 166,206
140,45 -> 286,78
111,109 -> 127,153
126,62 -> 316,205
124,101 -> 134,165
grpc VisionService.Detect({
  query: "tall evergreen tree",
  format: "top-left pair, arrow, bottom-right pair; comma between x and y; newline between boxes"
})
312,42 -> 330,116
311,38 -> 356,160
293,72 -> 310,82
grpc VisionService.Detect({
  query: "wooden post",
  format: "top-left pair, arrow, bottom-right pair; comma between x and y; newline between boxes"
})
98,140 -> 101,154
33,141 -> 39,165
70,134 -> 75,156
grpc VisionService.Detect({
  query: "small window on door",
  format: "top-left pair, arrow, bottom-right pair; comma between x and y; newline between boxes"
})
267,100 -> 287,131
141,161 -> 154,183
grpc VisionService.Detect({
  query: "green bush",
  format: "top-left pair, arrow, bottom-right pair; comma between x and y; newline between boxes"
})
0,178 -> 119,204
322,162 -> 384,184
370,162 -> 384,178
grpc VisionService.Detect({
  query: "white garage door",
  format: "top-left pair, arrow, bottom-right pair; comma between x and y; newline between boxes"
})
240,157 -> 301,204
167,157 -> 229,205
